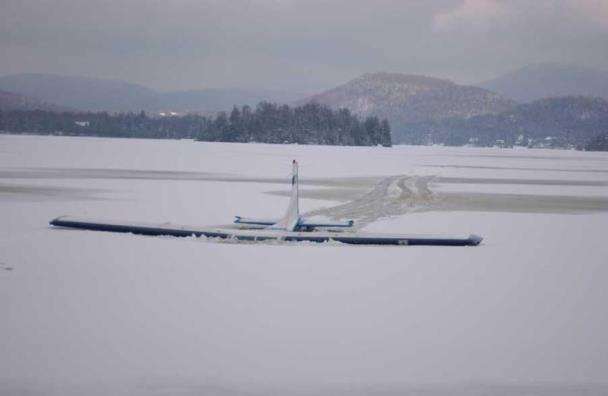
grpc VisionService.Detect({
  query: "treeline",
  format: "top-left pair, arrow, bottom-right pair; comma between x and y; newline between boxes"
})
0,110 -> 204,139
202,102 -> 391,146
0,102 -> 392,147
585,133 -> 608,151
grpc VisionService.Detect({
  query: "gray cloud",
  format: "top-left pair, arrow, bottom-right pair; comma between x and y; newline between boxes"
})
1,0 -> 607,91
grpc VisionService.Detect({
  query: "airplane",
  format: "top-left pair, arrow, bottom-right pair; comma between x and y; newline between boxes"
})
50,160 -> 482,246
233,160 -> 354,231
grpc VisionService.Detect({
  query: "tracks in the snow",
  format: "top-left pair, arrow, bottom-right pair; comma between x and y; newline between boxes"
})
304,175 -> 436,229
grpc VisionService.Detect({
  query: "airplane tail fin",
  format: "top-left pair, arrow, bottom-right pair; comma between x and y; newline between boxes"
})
271,160 -> 300,231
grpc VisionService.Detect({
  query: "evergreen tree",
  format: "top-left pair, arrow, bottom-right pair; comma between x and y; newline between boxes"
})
227,106 -> 242,142
380,119 -> 392,147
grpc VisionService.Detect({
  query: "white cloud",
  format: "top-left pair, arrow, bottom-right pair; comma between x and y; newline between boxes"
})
2,0 -> 607,89
433,0 -> 608,34
577,0 -> 608,28
432,0 -> 508,33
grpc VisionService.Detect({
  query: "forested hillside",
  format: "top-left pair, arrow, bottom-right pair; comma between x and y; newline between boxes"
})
396,96 -> 608,149
300,72 -> 515,131
0,90 -> 70,112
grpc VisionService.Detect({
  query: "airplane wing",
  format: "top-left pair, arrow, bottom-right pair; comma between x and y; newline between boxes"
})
298,219 -> 354,229
235,216 -> 354,230
234,216 -> 278,226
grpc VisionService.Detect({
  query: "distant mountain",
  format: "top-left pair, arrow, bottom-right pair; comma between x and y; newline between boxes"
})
0,90 -> 70,112
478,63 -> 608,102
158,88 -> 306,113
0,73 -> 307,113
399,96 -> 608,148
0,73 -> 158,112
299,72 -> 515,131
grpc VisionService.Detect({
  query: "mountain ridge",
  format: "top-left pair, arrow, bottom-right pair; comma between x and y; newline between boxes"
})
299,72 -> 516,130
0,89 -> 72,112
0,73 -> 308,113
478,63 -> 608,102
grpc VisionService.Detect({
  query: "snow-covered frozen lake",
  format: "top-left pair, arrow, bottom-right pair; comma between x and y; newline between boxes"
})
2,135 -> 608,395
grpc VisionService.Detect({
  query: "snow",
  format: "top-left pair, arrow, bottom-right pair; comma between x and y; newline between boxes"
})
1,135 -> 608,395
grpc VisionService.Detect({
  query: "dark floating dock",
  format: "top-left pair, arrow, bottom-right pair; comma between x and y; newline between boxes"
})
50,216 -> 483,246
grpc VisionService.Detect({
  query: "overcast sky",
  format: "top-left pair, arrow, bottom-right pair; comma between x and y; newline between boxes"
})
1,0 -> 608,91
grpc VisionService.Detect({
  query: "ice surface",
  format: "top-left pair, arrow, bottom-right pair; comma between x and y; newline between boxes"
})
1,135 -> 608,395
